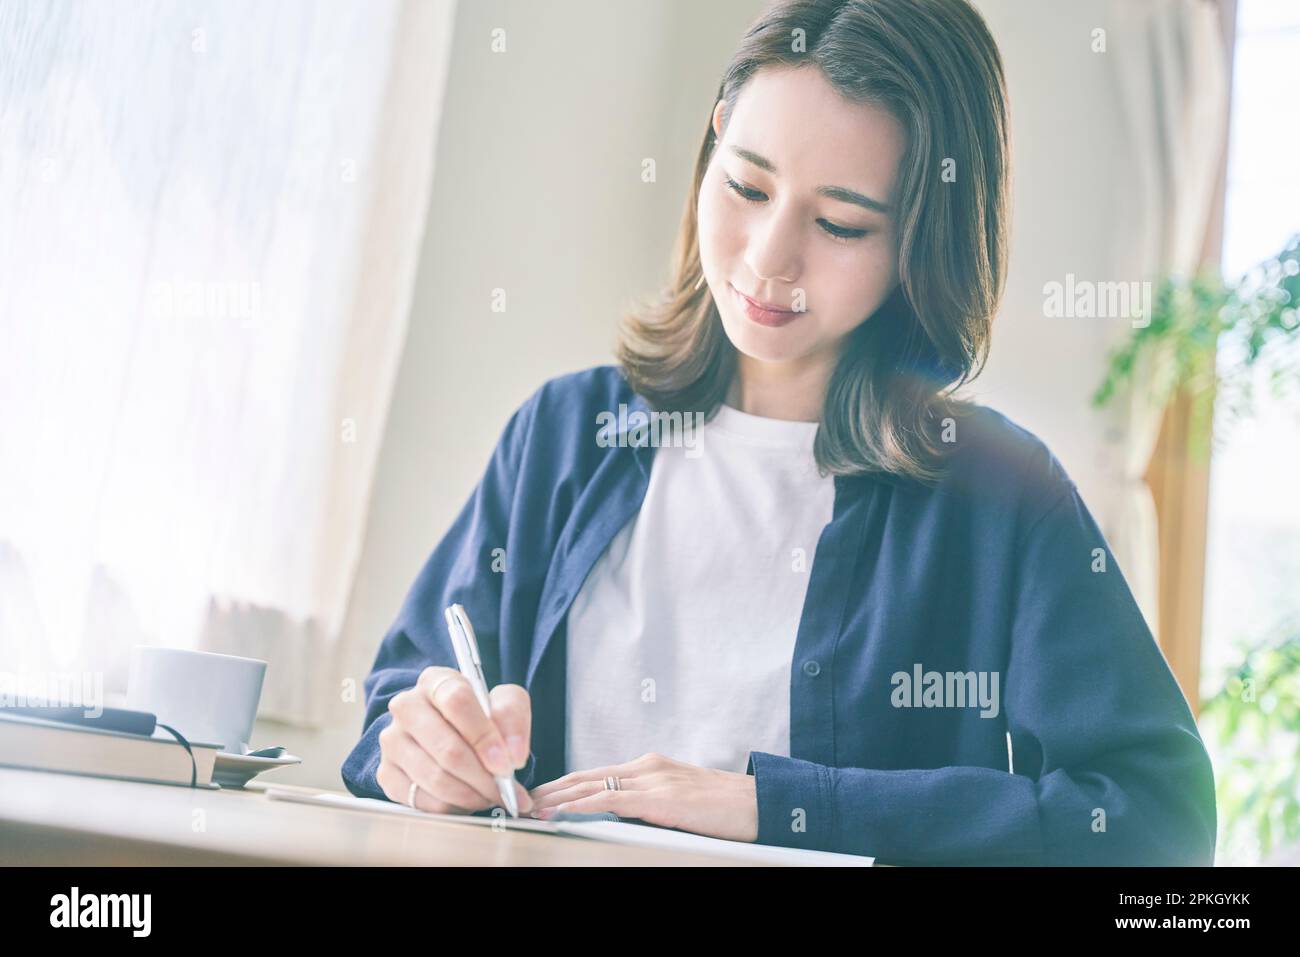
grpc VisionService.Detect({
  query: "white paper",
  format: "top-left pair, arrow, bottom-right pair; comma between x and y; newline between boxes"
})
263,788 -> 874,866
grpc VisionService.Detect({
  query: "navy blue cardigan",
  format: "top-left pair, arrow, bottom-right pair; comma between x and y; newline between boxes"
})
342,364 -> 1216,865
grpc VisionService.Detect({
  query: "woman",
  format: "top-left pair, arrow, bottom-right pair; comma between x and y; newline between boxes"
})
342,0 -> 1216,865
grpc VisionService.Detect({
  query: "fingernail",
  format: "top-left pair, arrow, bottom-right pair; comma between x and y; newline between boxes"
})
507,735 -> 528,767
487,744 -> 509,775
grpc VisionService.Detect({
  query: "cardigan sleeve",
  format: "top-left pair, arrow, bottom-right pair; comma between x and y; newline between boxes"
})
340,388 -> 542,801
746,483 -> 1217,866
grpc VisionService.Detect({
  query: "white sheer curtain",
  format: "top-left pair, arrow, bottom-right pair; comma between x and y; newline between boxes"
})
0,0 -> 457,725
1104,0 -> 1230,635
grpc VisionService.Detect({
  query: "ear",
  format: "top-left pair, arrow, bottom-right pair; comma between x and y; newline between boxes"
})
710,99 -> 725,139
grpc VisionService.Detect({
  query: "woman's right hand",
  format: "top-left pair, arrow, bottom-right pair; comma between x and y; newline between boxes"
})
376,665 -> 534,815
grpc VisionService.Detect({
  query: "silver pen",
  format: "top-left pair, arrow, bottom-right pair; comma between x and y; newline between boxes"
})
444,603 -> 520,817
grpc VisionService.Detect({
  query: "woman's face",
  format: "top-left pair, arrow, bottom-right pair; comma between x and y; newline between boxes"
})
697,65 -> 907,367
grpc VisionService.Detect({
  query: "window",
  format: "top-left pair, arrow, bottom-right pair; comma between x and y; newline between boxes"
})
1199,0 -> 1300,866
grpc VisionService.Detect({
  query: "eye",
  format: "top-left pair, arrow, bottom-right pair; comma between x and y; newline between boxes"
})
818,219 -> 869,242
723,175 -> 869,243
723,175 -> 765,203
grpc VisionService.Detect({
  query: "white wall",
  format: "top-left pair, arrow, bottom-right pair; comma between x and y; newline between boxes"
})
256,0 -> 1174,788
971,0 -> 1158,517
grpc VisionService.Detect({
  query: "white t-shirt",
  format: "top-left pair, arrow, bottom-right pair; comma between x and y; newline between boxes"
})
564,402 -> 836,775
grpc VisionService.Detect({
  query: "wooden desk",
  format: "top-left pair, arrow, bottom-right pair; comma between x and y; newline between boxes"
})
0,767 -> 765,866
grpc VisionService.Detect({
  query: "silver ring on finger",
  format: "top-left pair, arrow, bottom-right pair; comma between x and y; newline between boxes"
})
604,775 -> 621,791
407,780 -> 421,808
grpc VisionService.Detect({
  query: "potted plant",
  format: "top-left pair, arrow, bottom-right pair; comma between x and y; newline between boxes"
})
1092,233 -> 1300,864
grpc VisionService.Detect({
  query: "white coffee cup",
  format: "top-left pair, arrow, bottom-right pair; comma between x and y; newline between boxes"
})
126,646 -> 267,755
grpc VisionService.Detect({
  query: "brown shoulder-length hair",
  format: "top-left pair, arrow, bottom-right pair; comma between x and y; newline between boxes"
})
616,0 -> 1011,484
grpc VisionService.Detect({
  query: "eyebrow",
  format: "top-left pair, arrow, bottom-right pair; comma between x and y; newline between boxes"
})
728,145 -> 892,215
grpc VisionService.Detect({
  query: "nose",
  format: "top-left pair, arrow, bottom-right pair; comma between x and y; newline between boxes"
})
742,205 -> 801,287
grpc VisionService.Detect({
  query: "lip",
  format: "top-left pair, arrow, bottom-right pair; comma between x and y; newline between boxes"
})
729,283 -> 802,328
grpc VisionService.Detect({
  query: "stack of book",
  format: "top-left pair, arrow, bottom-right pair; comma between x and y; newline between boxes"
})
0,707 -> 224,788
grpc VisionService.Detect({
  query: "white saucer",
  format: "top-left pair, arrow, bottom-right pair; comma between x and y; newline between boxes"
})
212,750 -> 302,789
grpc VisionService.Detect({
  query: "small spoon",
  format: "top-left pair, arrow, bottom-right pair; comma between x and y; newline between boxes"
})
244,745 -> 287,759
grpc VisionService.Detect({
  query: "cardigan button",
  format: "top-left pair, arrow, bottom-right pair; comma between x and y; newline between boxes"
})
802,660 -> 821,677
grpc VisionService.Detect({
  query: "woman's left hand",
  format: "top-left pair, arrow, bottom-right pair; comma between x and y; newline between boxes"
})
527,752 -> 759,843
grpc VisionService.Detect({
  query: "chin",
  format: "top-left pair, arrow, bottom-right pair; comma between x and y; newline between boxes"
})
718,307 -> 816,364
